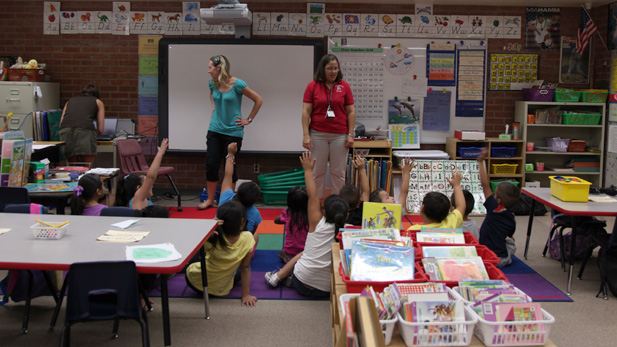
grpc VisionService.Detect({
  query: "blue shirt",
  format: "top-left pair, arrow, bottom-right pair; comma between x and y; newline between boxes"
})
218,189 -> 262,233
129,197 -> 154,209
479,195 -> 516,258
208,78 -> 247,138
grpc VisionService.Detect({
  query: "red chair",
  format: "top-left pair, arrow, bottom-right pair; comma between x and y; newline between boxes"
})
116,139 -> 182,211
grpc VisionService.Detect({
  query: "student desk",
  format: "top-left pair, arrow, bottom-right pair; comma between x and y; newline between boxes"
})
522,187 -> 617,295
0,213 -> 216,346
330,243 -> 557,347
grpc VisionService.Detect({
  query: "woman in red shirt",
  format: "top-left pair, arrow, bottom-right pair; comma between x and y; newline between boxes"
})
301,54 -> 356,198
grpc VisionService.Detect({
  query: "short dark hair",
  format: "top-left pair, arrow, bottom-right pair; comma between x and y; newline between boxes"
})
314,54 -> 343,83
451,190 -> 475,217
340,184 -> 360,209
235,182 -> 261,207
496,182 -> 520,208
422,192 -> 451,222
81,84 -> 100,98
369,188 -> 385,203
137,205 -> 170,218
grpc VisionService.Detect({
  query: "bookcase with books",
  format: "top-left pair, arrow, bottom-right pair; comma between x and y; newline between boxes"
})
347,139 -> 394,194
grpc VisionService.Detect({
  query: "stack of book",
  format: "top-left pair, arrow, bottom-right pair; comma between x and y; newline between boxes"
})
422,256 -> 490,282
415,227 -> 467,244
0,130 -> 33,187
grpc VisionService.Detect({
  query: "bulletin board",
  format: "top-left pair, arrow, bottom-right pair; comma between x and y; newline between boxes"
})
328,37 -> 486,146
488,53 -> 539,91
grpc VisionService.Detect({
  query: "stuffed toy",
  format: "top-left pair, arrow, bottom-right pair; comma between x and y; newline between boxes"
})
25,59 -> 38,69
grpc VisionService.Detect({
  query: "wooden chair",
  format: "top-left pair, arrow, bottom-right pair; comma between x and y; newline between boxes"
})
116,139 -> 182,211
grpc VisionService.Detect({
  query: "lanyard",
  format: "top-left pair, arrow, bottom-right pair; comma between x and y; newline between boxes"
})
325,83 -> 334,110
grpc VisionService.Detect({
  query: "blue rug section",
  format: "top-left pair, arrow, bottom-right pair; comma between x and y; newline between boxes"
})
500,255 -> 538,274
251,250 -> 285,272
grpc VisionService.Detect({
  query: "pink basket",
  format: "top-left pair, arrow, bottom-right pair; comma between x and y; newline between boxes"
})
522,88 -> 555,102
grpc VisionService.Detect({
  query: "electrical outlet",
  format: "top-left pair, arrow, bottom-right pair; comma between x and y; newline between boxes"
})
253,163 -> 259,173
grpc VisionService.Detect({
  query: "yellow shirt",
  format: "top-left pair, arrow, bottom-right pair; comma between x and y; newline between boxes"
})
186,231 -> 255,296
407,209 -> 463,231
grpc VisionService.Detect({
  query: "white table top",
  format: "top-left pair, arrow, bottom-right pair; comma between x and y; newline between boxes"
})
0,213 -> 216,273
522,187 -> 617,216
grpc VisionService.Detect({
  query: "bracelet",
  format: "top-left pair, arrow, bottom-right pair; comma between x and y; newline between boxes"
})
347,133 -> 354,136
225,154 -> 235,164
247,118 -> 253,124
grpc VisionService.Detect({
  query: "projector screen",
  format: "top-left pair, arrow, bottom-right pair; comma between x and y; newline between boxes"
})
158,38 -> 324,153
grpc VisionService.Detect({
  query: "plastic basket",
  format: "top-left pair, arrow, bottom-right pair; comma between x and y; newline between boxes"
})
471,308 -> 555,346
257,168 -> 304,185
31,222 -> 68,239
457,147 -> 483,159
418,262 -> 508,289
553,90 -> 580,102
339,293 -> 397,345
580,90 -> 608,103
397,305 -> 478,347
522,88 -> 554,102
339,262 -> 429,293
490,147 -> 516,158
561,112 -> 602,125
8,68 -> 46,82
567,140 -> 586,152
490,164 -> 518,175
534,109 -> 561,124
549,176 -> 591,202
451,286 -> 533,306
261,190 -> 289,205
490,180 -> 520,192
546,137 -> 570,153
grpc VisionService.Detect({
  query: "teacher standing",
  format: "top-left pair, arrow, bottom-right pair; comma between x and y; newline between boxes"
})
302,54 -> 356,198
198,55 -> 263,210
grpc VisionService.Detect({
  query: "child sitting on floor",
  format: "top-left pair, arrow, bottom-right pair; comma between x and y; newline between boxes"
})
451,190 -> 480,240
70,174 -> 108,216
185,200 -> 257,306
407,170 -> 465,231
476,149 -> 520,267
265,152 -> 348,298
114,138 -> 169,210
274,186 -> 309,263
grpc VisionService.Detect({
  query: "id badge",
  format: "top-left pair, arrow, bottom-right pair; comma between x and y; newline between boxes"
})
326,109 -> 335,118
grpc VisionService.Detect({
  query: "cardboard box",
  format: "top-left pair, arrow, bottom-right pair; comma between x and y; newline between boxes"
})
525,180 -> 540,188
454,130 -> 485,141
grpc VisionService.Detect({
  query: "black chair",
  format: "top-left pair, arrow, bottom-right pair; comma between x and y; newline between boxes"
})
3,203 -> 48,214
60,261 -> 149,347
100,207 -> 137,217
0,187 -> 30,212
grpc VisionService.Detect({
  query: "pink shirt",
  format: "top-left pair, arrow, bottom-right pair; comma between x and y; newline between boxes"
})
303,80 -> 354,134
281,209 -> 309,256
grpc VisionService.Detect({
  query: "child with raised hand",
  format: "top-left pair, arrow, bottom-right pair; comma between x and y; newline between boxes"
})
218,142 -> 262,251
340,156 -> 370,226
477,149 -> 520,267
274,186 -> 309,263
265,152 -> 349,298
70,173 -> 108,216
407,170 -> 465,230
115,138 -> 169,210
451,190 -> 480,240
185,200 -> 257,306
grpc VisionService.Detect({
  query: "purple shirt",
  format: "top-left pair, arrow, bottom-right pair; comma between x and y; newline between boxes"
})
82,204 -> 107,216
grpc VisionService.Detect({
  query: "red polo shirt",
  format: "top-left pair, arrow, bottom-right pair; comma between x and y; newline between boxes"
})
303,80 -> 354,134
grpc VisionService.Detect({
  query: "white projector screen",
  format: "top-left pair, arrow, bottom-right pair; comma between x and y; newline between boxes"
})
159,38 -> 324,153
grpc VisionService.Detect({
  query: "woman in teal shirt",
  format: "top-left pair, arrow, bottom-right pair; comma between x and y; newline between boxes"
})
199,55 -> 263,210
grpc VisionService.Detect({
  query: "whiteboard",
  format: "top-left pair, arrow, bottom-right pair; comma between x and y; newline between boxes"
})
158,38 -> 324,153
328,37 -> 485,145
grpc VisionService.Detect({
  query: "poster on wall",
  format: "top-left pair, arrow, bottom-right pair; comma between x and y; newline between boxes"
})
525,7 -> 560,51
560,36 -> 590,84
488,53 -> 539,90
609,3 -> 617,51
388,98 -> 420,148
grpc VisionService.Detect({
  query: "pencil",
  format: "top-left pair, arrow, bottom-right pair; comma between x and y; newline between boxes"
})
53,221 -> 70,228
35,219 -> 56,227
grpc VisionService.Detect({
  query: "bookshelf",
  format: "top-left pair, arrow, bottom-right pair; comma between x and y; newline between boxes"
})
348,140 -> 394,193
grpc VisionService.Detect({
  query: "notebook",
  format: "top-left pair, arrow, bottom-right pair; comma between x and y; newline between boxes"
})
97,118 -> 118,141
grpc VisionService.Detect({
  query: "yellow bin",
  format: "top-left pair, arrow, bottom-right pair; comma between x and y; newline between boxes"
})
549,176 -> 591,202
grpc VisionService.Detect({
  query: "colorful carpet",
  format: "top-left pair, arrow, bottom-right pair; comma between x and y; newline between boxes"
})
500,256 -> 573,302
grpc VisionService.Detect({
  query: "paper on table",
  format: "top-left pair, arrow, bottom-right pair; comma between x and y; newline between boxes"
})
87,168 -> 120,176
125,243 -> 182,263
111,219 -> 141,229
0,228 -> 10,235
97,230 -> 150,243
588,196 -> 617,203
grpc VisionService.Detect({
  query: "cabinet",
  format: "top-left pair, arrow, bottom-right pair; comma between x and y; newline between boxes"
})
446,137 -> 525,188
514,101 -> 605,187
348,140 -> 393,192
0,82 -> 60,139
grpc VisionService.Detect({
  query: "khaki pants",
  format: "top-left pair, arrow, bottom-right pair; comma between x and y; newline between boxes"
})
309,129 -> 348,198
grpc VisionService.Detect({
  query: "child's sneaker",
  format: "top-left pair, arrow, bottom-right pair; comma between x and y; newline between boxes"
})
281,276 -> 293,288
265,271 -> 280,288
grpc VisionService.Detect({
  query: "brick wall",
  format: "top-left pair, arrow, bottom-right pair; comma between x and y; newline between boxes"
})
0,1 -> 610,190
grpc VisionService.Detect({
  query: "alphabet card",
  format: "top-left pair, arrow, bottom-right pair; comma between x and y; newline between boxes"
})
323,13 -> 343,36
130,11 -> 148,34
379,14 -> 397,37
95,11 -> 112,34
112,2 -> 130,35
253,12 -> 271,35
44,2 -> 60,35
396,14 -> 415,37
60,11 -> 78,34
404,160 -> 486,214
288,13 -> 307,36
343,13 -> 360,36
77,11 -> 95,34
306,14 -> 324,37
360,14 -> 379,36
148,11 -> 165,34
164,12 -> 183,35
271,13 -> 290,35
182,2 -> 200,35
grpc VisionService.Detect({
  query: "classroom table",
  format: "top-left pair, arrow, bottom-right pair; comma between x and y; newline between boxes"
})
0,213 -> 216,346
521,187 -> 617,295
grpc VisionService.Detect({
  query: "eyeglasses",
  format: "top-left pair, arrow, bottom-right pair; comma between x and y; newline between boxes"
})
325,67 -> 339,72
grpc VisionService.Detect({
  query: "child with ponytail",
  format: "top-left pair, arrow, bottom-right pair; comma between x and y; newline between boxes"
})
265,152 -> 349,298
70,173 -> 108,216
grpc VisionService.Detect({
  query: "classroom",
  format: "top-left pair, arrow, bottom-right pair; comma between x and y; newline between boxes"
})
2,0 -> 617,346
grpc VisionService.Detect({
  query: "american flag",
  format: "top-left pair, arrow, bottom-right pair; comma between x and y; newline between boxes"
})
575,8 -> 598,55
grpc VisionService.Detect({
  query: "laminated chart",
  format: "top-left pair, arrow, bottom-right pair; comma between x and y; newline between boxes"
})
404,160 -> 486,214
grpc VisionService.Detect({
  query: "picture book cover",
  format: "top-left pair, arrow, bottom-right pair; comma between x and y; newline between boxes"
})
437,257 -> 489,281
497,302 -> 542,323
412,300 -> 464,323
422,258 -> 442,280
420,227 -> 463,234
350,241 -> 414,282
8,139 -> 26,187
422,246 -> 478,258
416,233 -> 466,244
396,282 -> 448,295
21,138 -> 33,186
341,228 -> 400,250
361,202 -> 402,230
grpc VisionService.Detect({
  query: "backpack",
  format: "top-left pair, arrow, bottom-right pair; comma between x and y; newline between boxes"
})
548,218 -> 606,261
509,194 -> 548,216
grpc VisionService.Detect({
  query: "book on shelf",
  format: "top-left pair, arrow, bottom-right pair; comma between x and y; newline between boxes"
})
458,280 -> 514,301
416,227 -> 466,244
361,202 -> 402,230
411,300 -> 465,323
350,241 -> 414,282
422,257 -> 489,281
398,282 -> 449,303
340,228 -> 401,250
356,296 -> 387,347
344,301 -> 358,347
422,245 -> 478,258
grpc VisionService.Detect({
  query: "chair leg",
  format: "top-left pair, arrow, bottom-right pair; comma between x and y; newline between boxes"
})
22,270 -> 34,334
60,324 -> 70,347
112,318 -> 119,338
542,225 -> 559,257
166,174 -> 182,212
140,314 -> 150,347
559,227 -> 567,271
577,245 -> 595,280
